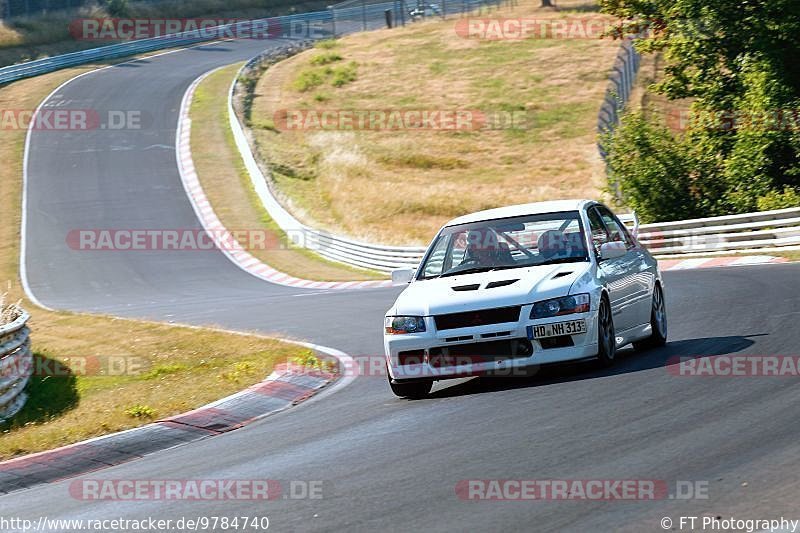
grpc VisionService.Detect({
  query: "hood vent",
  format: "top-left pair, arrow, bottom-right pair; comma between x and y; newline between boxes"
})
485,279 -> 519,289
551,271 -> 574,279
452,284 -> 480,291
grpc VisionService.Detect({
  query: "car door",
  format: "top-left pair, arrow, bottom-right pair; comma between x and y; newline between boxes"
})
598,205 -> 655,327
588,206 -> 643,332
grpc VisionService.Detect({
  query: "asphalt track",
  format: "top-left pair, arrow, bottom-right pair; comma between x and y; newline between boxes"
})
5,37 -> 800,531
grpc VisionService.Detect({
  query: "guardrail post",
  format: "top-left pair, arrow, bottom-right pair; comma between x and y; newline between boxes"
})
362,0 -> 367,30
328,6 -> 337,38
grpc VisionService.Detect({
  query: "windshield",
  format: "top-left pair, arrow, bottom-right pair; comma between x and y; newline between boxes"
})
417,211 -> 589,280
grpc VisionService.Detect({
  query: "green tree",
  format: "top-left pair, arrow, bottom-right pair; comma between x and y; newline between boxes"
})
601,0 -> 800,219
105,0 -> 130,17
605,112 -> 728,222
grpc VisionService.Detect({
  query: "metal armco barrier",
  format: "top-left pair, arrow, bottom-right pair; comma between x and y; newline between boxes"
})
0,16 -> 331,86
4,4 -> 795,273
0,0 -> 502,86
230,47 -> 799,272
229,46 -> 426,274
0,309 -> 32,422
636,207 -> 800,255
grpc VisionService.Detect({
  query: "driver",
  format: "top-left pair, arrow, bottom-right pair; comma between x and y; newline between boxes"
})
537,230 -> 572,260
463,230 -> 507,267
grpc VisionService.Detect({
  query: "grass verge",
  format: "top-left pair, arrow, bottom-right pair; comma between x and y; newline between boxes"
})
248,0 -> 620,244
0,61 -> 315,460
190,63 -> 385,281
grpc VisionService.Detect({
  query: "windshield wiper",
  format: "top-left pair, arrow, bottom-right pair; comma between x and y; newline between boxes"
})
438,257 -> 586,278
538,257 -> 588,266
439,266 -> 495,278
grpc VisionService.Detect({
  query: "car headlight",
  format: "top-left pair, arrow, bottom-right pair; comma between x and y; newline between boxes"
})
385,316 -> 426,334
530,294 -> 590,319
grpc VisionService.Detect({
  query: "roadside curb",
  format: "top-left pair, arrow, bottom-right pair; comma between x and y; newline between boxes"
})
176,68 -> 392,290
0,362 -> 338,495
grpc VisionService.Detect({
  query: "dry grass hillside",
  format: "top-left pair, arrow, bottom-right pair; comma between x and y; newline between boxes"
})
250,0 -> 620,244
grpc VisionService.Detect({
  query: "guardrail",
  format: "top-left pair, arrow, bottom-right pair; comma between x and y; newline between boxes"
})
229,44 -> 798,273
0,0 -> 509,86
6,2 -> 795,272
229,46 -> 427,273
0,309 -> 32,422
0,15 -> 336,86
635,207 -> 800,255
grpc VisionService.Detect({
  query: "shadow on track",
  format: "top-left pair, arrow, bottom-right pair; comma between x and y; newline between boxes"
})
425,334 -> 762,400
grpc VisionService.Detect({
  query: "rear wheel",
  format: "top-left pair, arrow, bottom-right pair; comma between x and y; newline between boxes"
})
633,284 -> 668,350
596,296 -> 616,367
389,379 -> 432,399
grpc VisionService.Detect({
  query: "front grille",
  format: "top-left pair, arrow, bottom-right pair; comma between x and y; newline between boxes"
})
429,338 -> 533,364
539,336 -> 575,350
434,306 -> 521,331
397,350 -> 424,366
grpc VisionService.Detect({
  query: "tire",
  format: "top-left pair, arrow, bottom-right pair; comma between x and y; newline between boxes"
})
596,296 -> 616,367
389,379 -> 432,399
633,284 -> 668,351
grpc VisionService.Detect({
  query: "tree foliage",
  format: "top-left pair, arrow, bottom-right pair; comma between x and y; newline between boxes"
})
105,0 -> 130,17
601,0 -> 800,220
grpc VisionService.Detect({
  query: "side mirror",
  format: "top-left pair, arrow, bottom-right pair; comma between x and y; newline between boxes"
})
600,241 -> 627,261
391,268 -> 415,286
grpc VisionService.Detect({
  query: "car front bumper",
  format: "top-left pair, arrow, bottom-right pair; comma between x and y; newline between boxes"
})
384,309 -> 600,382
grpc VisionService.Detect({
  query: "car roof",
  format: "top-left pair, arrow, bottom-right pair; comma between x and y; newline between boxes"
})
445,199 -> 595,227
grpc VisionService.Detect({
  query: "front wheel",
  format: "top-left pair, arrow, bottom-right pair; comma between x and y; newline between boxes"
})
389,379 -> 432,399
633,284 -> 668,350
596,297 -> 616,367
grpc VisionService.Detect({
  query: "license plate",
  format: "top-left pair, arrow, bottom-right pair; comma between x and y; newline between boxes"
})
529,319 -> 587,339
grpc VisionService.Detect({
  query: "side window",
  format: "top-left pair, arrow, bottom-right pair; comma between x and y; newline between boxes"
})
587,208 -> 609,253
421,235 -> 450,278
450,231 -> 468,266
596,206 -> 633,248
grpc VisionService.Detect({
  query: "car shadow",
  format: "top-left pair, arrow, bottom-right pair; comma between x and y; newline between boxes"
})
425,334 -> 763,399
1,353 -> 79,429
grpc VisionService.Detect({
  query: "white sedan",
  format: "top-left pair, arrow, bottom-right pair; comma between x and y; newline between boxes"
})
383,199 -> 667,398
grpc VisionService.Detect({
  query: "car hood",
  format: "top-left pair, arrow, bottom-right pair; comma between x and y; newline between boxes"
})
388,262 -> 593,316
